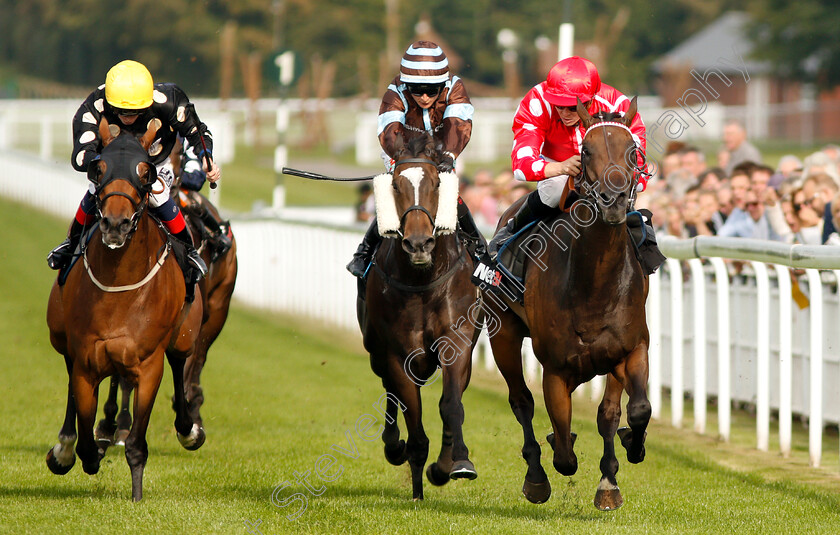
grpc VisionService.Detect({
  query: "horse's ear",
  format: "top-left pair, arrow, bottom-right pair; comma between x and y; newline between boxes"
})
139,121 -> 159,152
576,97 -> 595,128
622,96 -> 638,127
99,118 -> 114,147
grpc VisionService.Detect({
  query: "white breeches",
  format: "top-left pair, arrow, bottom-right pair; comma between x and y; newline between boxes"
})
537,174 -> 570,207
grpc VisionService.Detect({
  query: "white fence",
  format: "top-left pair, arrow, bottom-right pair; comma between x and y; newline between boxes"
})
3,150 -> 839,469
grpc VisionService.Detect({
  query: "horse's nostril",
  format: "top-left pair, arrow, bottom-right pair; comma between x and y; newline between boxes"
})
402,238 -> 415,254
422,237 -> 436,253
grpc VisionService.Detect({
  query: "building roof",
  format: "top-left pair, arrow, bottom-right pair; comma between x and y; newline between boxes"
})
653,11 -> 770,75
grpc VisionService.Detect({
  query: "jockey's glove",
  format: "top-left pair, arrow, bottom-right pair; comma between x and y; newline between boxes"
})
437,152 -> 455,173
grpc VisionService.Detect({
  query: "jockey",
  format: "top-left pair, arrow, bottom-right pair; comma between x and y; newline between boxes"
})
47,60 -> 220,277
346,40 -> 486,278
488,56 -> 650,258
176,136 -> 233,261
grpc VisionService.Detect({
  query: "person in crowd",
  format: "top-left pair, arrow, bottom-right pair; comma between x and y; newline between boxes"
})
346,40 -> 485,277
697,167 -> 724,190
791,185 -> 824,244
47,59 -> 219,276
715,182 -> 734,224
717,187 -> 782,241
355,183 -> 375,223
679,145 -> 707,180
721,119 -> 762,175
776,154 -> 803,181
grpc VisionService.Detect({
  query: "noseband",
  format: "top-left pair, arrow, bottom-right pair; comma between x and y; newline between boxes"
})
394,157 -> 438,236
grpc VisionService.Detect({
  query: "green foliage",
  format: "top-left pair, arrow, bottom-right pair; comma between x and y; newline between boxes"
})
748,0 -> 840,88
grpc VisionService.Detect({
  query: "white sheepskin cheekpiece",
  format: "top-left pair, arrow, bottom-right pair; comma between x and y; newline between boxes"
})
435,171 -> 459,234
373,173 -> 400,236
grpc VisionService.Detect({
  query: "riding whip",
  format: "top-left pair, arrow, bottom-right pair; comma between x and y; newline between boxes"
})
197,133 -> 217,190
281,167 -> 377,182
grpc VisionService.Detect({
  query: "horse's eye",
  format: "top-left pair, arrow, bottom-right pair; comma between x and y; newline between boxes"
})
392,181 -> 399,192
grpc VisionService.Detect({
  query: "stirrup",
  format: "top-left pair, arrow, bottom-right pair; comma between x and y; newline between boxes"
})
47,238 -> 73,270
187,249 -> 208,277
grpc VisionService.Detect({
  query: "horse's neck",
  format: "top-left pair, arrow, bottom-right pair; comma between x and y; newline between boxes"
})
565,219 -> 632,290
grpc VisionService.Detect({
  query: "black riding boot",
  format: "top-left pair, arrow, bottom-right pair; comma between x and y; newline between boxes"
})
627,208 -> 666,275
456,199 -> 487,260
47,219 -> 86,270
488,190 -> 557,259
347,219 -> 381,278
173,228 -> 208,280
197,208 -> 232,262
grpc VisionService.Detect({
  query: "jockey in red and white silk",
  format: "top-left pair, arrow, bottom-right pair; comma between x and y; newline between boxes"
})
511,67 -> 647,186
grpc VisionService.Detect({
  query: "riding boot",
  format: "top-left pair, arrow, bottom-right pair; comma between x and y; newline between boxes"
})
197,208 -> 233,262
47,219 -> 86,270
173,228 -> 208,280
346,219 -> 381,278
456,199 -> 487,260
488,190 -> 556,259
627,208 -> 666,275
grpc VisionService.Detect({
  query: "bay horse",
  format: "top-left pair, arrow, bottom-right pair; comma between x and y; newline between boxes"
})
46,119 -> 205,501
487,98 -> 651,510
358,134 -> 484,500
94,141 -> 238,445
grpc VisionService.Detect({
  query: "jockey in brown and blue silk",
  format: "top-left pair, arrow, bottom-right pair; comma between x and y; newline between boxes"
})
346,40 -> 485,278
47,60 -> 220,276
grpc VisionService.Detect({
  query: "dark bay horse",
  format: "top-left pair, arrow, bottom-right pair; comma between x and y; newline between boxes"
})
46,119 -> 205,501
358,134 -> 484,500
487,98 -> 651,510
94,143 -> 238,445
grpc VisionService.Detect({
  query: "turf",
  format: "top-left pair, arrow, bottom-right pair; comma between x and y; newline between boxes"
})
1,196 -> 840,534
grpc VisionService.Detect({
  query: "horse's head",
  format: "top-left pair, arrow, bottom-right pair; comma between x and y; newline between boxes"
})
575,96 -> 640,226
88,119 -> 159,248
373,134 -> 459,268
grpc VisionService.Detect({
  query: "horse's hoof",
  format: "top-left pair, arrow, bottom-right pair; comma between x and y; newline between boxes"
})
178,423 -> 206,451
522,478 -> 551,504
114,429 -> 130,447
94,421 -> 115,448
449,460 -> 477,480
617,427 -> 646,463
594,478 -> 623,511
426,463 -> 450,486
82,460 -> 100,475
384,440 -> 408,466
45,447 -> 75,475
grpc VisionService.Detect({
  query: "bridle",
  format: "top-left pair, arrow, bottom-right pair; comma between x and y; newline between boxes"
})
575,119 -> 648,209
393,157 -> 438,237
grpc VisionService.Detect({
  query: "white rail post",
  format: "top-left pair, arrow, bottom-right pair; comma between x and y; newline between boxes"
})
648,270 -> 662,419
775,265 -> 793,457
806,268 -> 823,467
689,259 -> 707,434
709,258 -> 731,442
751,261 -> 770,451
667,258 -> 684,428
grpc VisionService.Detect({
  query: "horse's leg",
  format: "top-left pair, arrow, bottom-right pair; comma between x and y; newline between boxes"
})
125,354 -> 165,502
594,373 -> 625,511
389,361 -> 429,501
492,322 -> 550,504
71,366 -> 103,475
94,375 -> 119,449
168,353 -> 205,451
543,371 -> 577,476
616,344 -> 652,464
46,355 -> 77,475
114,377 -> 133,446
381,385 -> 408,466
429,350 -> 476,484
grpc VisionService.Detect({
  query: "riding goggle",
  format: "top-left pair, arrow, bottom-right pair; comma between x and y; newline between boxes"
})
112,107 -> 146,117
407,84 -> 443,97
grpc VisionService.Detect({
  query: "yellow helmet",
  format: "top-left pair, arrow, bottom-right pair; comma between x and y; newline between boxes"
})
105,60 -> 154,110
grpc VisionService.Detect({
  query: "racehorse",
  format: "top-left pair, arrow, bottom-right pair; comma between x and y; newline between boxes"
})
94,142 -> 238,444
46,119 -> 206,501
358,134 -> 484,500
487,97 -> 651,510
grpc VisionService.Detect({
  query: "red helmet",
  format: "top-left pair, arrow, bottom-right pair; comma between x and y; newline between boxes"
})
544,56 -> 601,106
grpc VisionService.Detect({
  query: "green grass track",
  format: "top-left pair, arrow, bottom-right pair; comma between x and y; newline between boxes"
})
1,196 -> 839,534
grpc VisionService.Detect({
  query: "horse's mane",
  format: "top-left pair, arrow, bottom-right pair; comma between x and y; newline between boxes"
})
399,134 -> 437,161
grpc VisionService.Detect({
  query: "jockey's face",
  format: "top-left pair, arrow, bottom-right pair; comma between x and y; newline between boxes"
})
410,92 -> 438,109
118,114 -> 141,126
555,104 -> 582,127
